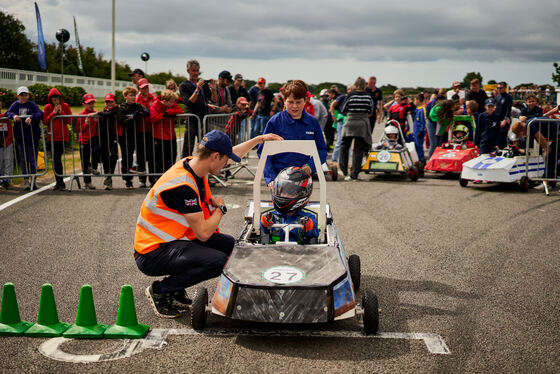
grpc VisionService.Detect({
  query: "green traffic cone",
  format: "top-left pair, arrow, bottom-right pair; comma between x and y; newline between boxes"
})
63,285 -> 107,339
0,283 -> 34,336
104,285 -> 149,339
24,283 -> 70,337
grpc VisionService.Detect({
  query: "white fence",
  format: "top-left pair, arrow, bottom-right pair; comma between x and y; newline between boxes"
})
0,67 -> 165,97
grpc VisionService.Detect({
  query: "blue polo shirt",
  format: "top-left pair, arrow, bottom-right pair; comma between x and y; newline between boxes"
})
257,110 -> 327,185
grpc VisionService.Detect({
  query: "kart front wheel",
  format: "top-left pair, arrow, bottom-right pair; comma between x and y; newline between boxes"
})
362,289 -> 379,335
409,166 -> 419,181
459,178 -> 468,187
416,161 -> 425,178
191,287 -> 208,331
348,254 -> 361,292
519,176 -> 529,192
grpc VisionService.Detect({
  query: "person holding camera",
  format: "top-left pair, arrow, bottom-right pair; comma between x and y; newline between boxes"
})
179,60 -> 218,157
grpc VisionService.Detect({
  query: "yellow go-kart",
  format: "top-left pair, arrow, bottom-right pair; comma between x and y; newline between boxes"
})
361,120 -> 422,181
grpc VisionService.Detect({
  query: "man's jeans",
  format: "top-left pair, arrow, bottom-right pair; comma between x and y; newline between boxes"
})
251,115 -> 269,138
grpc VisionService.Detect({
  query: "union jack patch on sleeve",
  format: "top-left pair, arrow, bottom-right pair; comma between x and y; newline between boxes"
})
184,198 -> 198,206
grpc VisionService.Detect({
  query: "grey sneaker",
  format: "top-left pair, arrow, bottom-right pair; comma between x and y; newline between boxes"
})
145,286 -> 181,319
88,167 -> 100,175
84,182 -> 96,190
23,181 -> 31,191
103,177 -> 113,190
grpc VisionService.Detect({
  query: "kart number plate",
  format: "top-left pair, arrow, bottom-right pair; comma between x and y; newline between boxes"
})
377,150 -> 391,163
263,266 -> 305,284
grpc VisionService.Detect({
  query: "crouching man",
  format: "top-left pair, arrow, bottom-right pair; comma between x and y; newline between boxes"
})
134,129 -> 282,318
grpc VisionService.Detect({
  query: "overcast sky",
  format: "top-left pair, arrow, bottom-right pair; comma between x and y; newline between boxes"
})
3,0 -> 560,87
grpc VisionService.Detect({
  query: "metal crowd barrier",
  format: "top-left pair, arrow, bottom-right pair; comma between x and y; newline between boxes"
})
0,115 -> 49,191
49,113 -> 200,191
203,113 -> 254,186
524,118 -> 560,195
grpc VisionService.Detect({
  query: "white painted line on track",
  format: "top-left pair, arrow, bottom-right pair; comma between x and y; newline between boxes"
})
0,177 -> 72,213
39,327 -> 450,363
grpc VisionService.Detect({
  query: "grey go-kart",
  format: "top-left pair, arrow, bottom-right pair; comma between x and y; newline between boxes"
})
190,140 -> 379,334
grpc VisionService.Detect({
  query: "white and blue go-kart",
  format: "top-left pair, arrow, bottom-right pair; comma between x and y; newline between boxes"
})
460,147 -> 545,191
190,140 -> 379,335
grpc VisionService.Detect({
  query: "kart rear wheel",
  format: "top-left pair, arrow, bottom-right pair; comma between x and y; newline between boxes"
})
416,161 -> 425,178
362,289 -> 379,335
330,164 -> 338,181
519,176 -> 529,192
348,254 -> 361,292
409,166 -> 419,181
459,178 -> 468,187
191,287 -> 208,331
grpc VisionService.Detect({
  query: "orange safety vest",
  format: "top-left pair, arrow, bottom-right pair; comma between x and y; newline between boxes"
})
134,157 -> 217,254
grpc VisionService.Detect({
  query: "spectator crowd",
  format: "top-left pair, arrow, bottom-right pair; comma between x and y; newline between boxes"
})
1,60 -> 559,191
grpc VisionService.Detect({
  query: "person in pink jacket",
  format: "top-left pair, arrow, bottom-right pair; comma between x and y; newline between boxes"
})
43,88 -> 72,190
150,89 -> 184,177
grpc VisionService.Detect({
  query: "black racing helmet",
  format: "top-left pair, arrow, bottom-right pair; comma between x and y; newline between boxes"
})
271,167 -> 313,214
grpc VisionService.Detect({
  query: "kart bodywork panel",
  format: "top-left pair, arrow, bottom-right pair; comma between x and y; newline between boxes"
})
425,147 -> 478,173
461,154 -> 546,183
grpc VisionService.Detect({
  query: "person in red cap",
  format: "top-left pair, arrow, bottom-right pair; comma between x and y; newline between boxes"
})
135,78 -> 156,188
250,77 -> 278,138
76,93 -> 101,189
149,89 -> 184,176
447,81 -> 465,102
96,93 -> 119,190
225,97 -> 253,143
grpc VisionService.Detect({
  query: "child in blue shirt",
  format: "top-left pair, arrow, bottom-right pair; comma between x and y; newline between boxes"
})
260,166 -> 319,244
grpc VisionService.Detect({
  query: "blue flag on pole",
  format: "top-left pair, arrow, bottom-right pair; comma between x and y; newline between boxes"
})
35,2 -> 47,70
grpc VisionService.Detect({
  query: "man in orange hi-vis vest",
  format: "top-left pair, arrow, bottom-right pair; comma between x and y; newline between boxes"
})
134,129 -> 282,318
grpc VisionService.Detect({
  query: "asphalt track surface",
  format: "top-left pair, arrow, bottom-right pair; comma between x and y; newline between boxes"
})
1,153 -> 559,373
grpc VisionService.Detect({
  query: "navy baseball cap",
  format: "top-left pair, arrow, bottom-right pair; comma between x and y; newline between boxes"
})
219,70 -> 233,82
200,130 -> 241,162
485,98 -> 496,106
128,68 -> 145,77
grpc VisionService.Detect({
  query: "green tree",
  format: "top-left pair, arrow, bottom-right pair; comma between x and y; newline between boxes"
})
0,11 -> 38,70
462,72 -> 483,87
552,62 -> 560,86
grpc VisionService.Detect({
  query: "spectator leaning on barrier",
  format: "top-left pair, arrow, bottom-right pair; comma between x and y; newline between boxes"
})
97,93 -> 119,190
257,79 -> 327,188
135,78 -> 156,188
77,93 -> 100,190
226,97 -> 252,144
339,77 -> 374,181
251,77 -> 278,139
179,60 -> 217,157
117,86 -> 149,189
465,79 -> 488,115
165,79 -> 182,104
150,89 -> 184,176
0,108 -> 14,190
134,129 -> 282,318
495,81 -> 513,149
5,86 -> 43,191
43,88 -> 72,191
210,71 -> 233,114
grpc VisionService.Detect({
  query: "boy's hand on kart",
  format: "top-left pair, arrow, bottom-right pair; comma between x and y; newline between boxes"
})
258,133 -> 283,143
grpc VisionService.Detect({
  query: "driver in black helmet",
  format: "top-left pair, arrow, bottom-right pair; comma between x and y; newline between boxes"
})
260,166 -> 319,244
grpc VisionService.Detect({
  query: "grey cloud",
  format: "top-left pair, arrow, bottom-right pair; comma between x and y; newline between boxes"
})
10,0 -> 560,65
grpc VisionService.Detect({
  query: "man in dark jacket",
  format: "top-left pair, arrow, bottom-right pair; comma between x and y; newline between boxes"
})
495,81 -> 513,148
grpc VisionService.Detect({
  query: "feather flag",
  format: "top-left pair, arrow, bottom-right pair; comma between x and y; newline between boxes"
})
74,16 -> 85,75
35,2 -> 47,70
